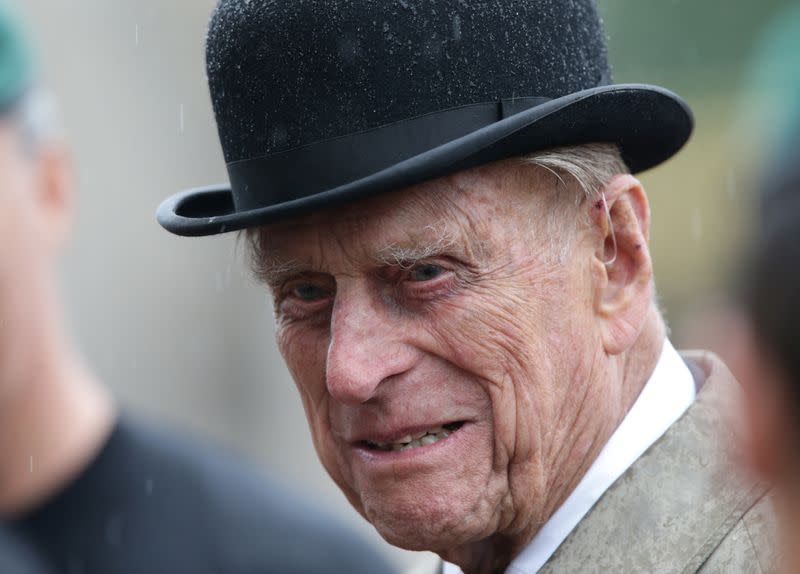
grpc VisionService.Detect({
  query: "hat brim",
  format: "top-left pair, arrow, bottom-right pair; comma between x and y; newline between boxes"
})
158,83 -> 692,237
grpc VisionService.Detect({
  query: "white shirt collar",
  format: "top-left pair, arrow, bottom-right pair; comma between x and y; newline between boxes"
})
443,339 -> 696,574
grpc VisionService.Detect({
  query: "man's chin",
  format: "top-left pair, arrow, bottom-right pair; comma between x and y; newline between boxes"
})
361,491 -> 486,552
372,517 -> 474,553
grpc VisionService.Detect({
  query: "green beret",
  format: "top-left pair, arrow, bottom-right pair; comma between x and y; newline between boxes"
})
0,1 -> 32,113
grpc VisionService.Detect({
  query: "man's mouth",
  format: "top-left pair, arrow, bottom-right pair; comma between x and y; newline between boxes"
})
361,421 -> 464,451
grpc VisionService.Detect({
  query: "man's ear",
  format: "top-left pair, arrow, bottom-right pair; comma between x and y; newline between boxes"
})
590,174 -> 653,355
32,142 -> 74,254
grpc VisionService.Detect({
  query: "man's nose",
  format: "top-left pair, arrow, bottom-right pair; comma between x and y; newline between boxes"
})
325,288 -> 415,405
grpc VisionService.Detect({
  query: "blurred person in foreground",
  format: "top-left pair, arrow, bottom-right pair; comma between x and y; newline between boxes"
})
0,4 -> 392,573
734,146 -> 800,574
727,9 -> 800,572
157,1 -> 776,572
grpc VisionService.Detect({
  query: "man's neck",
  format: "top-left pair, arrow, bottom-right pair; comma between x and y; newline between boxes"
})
0,338 -> 115,517
616,308 -> 667,420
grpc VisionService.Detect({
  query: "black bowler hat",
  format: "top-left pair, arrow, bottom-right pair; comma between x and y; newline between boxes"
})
157,0 -> 693,237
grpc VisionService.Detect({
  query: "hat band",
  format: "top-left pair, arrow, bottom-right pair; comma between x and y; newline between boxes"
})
227,96 -> 549,211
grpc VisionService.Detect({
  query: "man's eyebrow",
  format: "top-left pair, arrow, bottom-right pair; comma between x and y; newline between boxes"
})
252,255 -> 310,286
373,224 -> 475,267
374,240 -> 456,268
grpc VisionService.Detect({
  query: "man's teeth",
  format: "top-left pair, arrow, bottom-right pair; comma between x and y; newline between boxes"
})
368,426 -> 452,451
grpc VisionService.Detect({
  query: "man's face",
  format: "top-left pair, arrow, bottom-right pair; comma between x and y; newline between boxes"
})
261,160 -> 610,551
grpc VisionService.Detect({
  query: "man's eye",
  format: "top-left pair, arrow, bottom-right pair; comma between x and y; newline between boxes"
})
408,263 -> 445,282
291,284 -> 330,301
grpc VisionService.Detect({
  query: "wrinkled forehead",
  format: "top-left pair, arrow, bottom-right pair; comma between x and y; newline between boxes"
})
256,159 -> 539,270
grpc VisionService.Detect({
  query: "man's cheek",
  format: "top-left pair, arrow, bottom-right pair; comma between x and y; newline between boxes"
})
278,328 -> 328,396
304,406 -> 365,511
434,300 -> 539,381
433,297 -> 548,456
278,330 -> 344,481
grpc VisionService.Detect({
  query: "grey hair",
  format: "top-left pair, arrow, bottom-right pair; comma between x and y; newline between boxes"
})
8,89 -> 63,154
523,143 -> 628,203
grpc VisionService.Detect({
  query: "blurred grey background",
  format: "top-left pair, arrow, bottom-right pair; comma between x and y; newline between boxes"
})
16,0 -> 799,571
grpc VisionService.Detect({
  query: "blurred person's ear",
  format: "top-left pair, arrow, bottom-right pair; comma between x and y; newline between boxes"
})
31,141 -> 74,255
729,319 -> 794,483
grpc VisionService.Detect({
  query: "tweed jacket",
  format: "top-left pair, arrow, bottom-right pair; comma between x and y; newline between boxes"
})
433,351 -> 777,574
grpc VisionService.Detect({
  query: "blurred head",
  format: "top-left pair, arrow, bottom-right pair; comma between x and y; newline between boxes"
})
0,4 -> 73,400
730,145 -> 800,574
736,151 -> 800,508
247,143 -> 660,563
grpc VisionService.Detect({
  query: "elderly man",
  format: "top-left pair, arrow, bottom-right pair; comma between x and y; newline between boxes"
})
0,4 -> 391,573
159,1 -> 775,572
